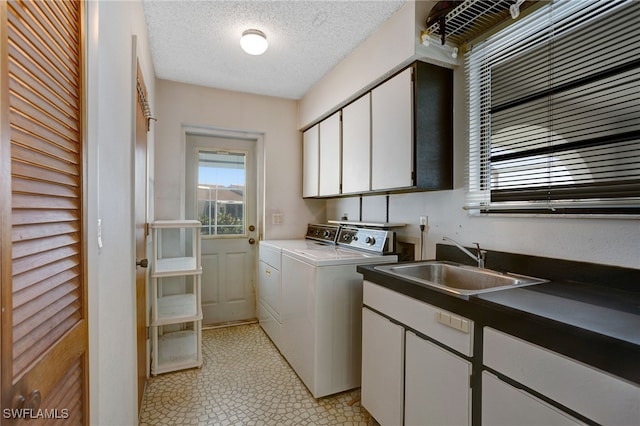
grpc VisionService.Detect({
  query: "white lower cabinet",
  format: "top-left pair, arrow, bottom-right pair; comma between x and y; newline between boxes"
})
362,281 -> 473,426
482,371 -> 584,426
361,307 -> 405,426
405,331 -> 471,426
484,327 -> 640,425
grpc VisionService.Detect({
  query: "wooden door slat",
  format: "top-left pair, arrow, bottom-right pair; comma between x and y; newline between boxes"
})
44,1 -> 80,44
13,307 -> 81,377
13,233 -> 79,263
9,67 -> 79,129
13,176 -> 78,198
13,269 -> 77,310
7,39 -> 77,108
12,208 -> 78,226
12,245 -> 78,276
10,91 -> 80,141
12,193 -> 79,210
10,108 -> 80,157
12,221 -> 79,242
8,2 -> 79,87
12,160 -> 78,187
11,144 -> 79,176
18,0 -> 80,72
11,83 -> 80,141
13,282 -> 78,334
12,256 -> 79,293
9,57 -> 78,118
8,15 -> 78,94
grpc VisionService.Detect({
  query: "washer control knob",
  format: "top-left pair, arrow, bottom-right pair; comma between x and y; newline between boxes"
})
365,236 -> 375,245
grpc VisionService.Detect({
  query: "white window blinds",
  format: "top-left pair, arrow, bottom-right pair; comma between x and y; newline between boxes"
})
465,0 -> 640,214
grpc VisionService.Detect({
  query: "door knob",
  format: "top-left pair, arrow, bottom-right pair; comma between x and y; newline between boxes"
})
136,258 -> 149,268
248,238 -> 256,245
13,389 -> 41,411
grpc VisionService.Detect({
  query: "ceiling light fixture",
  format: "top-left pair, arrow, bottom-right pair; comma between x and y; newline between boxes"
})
240,29 -> 268,55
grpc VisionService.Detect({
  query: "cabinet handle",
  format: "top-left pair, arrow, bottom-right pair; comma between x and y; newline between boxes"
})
265,268 -> 271,276
436,311 -> 470,333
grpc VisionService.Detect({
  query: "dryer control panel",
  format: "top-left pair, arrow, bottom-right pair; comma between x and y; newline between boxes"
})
337,226 -> 390,254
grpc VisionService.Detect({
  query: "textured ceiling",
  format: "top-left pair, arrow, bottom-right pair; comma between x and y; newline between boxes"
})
142,0 -> 406,100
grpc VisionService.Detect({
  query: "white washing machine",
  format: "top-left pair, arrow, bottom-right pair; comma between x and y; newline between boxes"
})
259,224 -> 397,398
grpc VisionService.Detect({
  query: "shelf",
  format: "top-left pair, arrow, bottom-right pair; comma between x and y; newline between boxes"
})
152,328 -> 202,375
152,294 -> 202,326
152,257 -> 201,277
150,219 -> 202,375
151,219 -> 202,229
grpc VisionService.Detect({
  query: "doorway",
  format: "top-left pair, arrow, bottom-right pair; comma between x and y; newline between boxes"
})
185,133 -> 258,325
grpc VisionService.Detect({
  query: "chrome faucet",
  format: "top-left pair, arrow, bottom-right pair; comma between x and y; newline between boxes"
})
442,236 -> 487,268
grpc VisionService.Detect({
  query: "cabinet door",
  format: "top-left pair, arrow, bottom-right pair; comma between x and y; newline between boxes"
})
302,124 -> 319,197
405,331 -> 472,426
319,111 -> 341,196
342,93 -> 371,193
484,327 -> 640,425
482,372 -> 585,426
361,308 -> 404,426
371,67 -> 413,190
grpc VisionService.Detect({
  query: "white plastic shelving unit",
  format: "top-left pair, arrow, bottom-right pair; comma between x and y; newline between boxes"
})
150,220 -> 203,375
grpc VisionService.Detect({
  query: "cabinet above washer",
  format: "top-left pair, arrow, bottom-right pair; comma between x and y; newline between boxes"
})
302,60 -> 453,199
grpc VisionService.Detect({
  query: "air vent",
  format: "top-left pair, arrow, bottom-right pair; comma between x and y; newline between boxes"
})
425,0 -> 539,46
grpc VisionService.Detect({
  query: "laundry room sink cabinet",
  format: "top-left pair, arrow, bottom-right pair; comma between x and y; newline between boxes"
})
150,220 -> 203,375
362,281 -> 472,426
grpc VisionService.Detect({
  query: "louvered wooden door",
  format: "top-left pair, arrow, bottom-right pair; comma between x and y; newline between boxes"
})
1,1 -> 88,424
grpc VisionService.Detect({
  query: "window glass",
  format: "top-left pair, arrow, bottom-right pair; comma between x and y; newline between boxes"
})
197,150 -> 246,236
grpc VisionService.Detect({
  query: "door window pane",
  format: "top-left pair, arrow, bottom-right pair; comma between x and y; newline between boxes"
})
197,150 -> 246,236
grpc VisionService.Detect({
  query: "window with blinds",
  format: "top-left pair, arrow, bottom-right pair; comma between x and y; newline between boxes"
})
465,0 -> 640,214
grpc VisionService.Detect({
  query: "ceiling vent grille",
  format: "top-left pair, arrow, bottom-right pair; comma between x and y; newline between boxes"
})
425,0 -> 539,46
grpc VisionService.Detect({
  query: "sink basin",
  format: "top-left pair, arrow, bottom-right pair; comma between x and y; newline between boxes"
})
374,261 -> 548,297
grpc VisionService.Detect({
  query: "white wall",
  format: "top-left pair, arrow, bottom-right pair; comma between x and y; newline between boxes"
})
154,79 -> 324,240
86,1 -> 155,424
327,66 -> 640,269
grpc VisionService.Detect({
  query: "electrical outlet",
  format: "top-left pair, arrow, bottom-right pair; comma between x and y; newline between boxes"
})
419,216 -> 428,226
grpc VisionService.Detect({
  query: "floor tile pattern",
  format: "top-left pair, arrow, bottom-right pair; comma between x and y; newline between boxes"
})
139,324 -> 376,425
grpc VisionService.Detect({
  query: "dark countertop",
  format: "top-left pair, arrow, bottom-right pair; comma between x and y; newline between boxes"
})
477,281 -> 640,346
357,245 -> 640,385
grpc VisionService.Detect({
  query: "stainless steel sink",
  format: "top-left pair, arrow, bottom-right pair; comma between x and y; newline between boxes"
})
374,261 -> 547,297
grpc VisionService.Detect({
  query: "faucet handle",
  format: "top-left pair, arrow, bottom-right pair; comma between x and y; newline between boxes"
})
473,242 -> 487,268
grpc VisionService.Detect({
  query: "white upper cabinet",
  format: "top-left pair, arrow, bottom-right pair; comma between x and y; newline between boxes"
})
318,111 -> 341,196
302,61 -> 452,198
342,93 -> 371,194
302,123 -> 319,197
371,67 -> 413,191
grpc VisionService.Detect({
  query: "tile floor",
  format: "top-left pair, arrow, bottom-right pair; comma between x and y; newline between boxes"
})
139,324 -> 377,425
